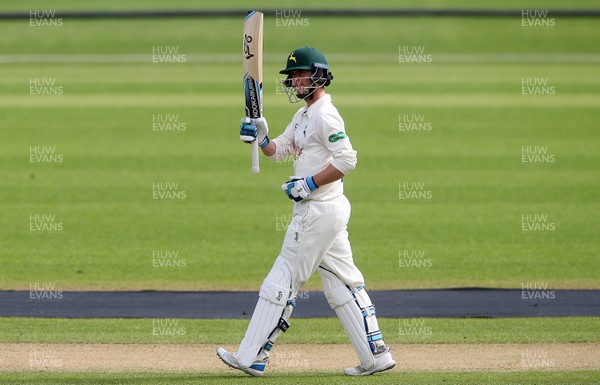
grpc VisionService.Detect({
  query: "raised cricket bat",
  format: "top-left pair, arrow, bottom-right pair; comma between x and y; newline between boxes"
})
243,10 -> 263,174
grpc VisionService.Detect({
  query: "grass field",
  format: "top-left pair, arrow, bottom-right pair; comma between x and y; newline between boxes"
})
3,371 -> 600,385
2,0 -> 600,11
0,5 -> 598,291
2,317 -> 599,383
1,0 -> 599,383
1,317 -> 599,344
4,371 -> 600,385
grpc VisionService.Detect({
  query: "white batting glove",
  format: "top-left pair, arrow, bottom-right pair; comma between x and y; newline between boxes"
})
254,117 -> 269,147
240,117 -> 269,147
240,117 -> 256,143
281,176 -> 318,202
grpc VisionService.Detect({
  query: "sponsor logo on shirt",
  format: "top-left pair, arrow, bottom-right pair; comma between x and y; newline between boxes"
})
328,132 -> 347,143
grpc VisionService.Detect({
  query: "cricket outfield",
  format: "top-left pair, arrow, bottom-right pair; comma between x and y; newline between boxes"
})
0,0 -> 599,383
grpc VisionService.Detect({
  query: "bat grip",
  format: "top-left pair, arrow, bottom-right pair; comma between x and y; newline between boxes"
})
251,140 -> 260,174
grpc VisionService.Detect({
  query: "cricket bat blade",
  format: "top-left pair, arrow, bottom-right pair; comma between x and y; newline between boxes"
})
243,11 -> 263,174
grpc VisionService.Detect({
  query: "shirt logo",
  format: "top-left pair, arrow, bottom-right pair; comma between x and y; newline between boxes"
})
289,53 -> 297,63
328,132 -> 347,143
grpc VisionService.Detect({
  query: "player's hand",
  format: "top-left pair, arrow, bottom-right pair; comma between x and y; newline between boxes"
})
281,176 -> 318,202
240,117 -> 269,146
240,117 -> 257,143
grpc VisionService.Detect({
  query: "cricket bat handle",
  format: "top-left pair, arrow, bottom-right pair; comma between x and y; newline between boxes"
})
251,140 -> 260,174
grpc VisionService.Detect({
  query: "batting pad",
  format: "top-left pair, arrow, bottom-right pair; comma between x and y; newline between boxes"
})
238,258 -> 293,367
237,295 -> 285,367
354,286 -> 384,349
319,267 -> 376,369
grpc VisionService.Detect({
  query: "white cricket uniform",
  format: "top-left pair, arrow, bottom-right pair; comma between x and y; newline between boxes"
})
268,93 -> 363,294
236,93 -> 387,371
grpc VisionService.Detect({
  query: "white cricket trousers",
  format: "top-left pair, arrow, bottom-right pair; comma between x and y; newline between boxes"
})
236,194 -> 374,368
276,194 -> 365,296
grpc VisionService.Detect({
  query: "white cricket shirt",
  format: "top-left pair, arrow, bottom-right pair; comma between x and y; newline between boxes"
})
269,94 -> 357,201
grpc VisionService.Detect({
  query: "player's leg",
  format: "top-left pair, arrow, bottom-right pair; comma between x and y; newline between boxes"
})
318,214 -> 395,375
237,255 -> 295,366
217,256 -> 295,376
218,200 -> 344,375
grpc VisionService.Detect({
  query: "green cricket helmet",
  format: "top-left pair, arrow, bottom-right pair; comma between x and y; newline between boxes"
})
280,46 -> 329,74
279,46 -> 334,87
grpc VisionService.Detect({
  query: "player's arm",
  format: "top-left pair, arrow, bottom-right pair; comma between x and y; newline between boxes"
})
240,116 -> 296,159
312,164 -> 345,187
260,139 -> 276,156
282,114 -> 356,202
281,161 -> 352,203
299,146 -> 355,194
319,113 -> 357,180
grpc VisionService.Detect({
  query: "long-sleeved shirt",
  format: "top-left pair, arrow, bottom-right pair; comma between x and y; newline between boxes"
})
269,94 -> 357,201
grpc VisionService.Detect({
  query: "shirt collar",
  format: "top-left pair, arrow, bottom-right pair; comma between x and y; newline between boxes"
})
302,93 -> 331,119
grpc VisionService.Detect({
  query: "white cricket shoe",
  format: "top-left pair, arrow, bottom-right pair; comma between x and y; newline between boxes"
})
216,347 -> 267,377
344,346 -> 396,376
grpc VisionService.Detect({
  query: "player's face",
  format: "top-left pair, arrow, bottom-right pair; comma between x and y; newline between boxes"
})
289,70 -> 313,94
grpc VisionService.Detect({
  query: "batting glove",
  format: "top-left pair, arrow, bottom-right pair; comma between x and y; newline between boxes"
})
281,176 -> 318,202
240,117 -> 269,147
